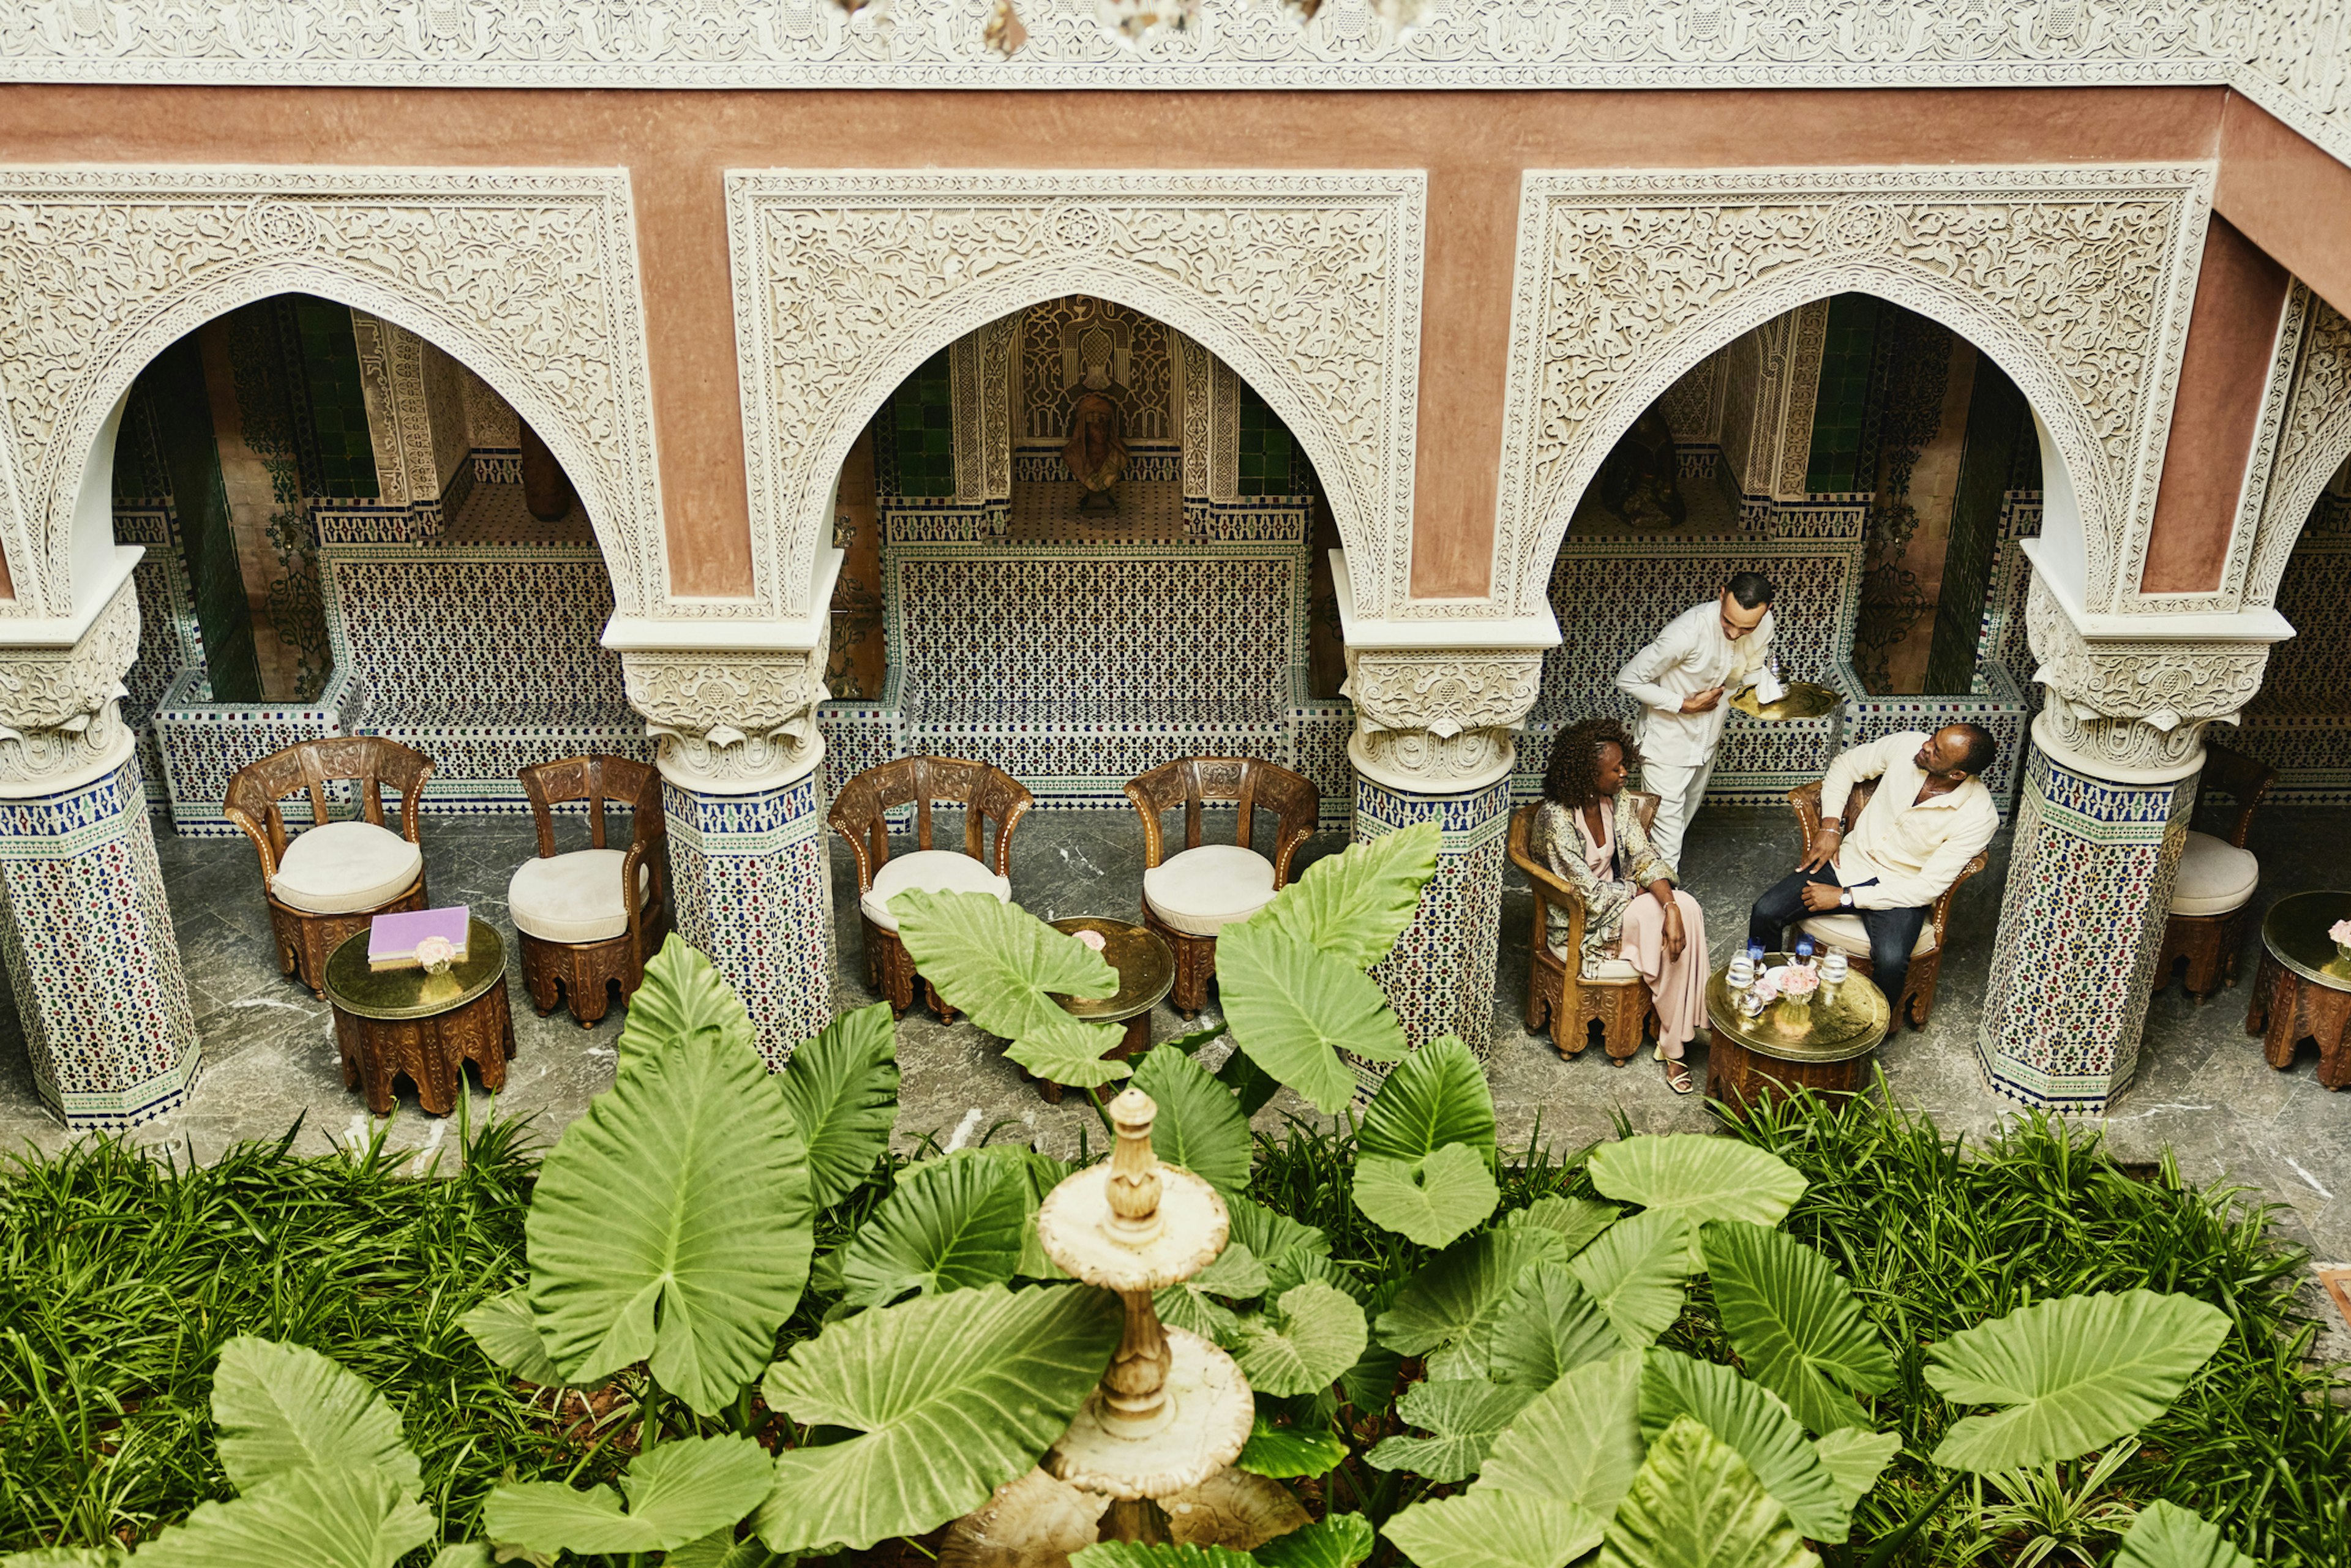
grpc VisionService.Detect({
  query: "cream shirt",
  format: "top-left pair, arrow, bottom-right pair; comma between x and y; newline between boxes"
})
1820,731 -> 2000,911
1614,599 -> 1776,767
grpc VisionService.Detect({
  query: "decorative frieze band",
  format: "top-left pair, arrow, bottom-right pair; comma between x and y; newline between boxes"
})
621,648 -> 830,795
1342,647 -> 1545,795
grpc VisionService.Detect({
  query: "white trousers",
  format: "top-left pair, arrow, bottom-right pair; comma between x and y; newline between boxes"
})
1640,752 -> 1717,874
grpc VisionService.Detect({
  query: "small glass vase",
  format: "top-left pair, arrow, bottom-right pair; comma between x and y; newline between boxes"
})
2337,940 -> 2351,967
1774,995 -> 1815,1032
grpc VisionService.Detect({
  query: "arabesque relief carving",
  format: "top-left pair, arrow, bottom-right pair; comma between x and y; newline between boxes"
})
2025,576 -> 2271,780
1343,648 -> 1545,794
0,576 -> 139,796
622,650 -> 831,793
1486,168 -> 2210,626
2243,290 -> 2351,613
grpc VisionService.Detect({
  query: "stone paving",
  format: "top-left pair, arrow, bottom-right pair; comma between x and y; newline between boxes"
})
2,801 -> 2345,1346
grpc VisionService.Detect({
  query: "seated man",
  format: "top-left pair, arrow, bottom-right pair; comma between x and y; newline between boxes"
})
1747,724 -> 2000,1021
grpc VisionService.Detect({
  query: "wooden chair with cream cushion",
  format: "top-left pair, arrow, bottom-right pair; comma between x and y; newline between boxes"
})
1509,795 -> 1663,1063
1124,757 -> 1319,1016
1787,777 -> 1987,1029
225,737 -> 433,998
2154,741 -> 2274,999
511,755 -> 670,1027
830,756 -> 1033,1020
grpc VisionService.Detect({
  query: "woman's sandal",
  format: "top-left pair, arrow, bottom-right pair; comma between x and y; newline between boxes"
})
1662,1057 -> 1695,1095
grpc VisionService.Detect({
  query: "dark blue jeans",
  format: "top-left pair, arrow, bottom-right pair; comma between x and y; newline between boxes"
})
1747,867 -> 1929,1024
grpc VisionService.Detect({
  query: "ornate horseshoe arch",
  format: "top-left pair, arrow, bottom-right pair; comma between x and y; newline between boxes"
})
1477,166 -> 2214,626
2241,288 -> 2351,613
0,169 -> 665,619
725,171 -> 1425,621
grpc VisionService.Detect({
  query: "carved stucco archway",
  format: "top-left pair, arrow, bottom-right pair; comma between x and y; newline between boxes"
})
0,168 -> 665,620
1477,167 -> 2216,626
724,171 -> 1425,621
2241,287 -> 2351,612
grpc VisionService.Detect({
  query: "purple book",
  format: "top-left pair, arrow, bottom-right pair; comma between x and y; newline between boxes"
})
369,906 -> 470,970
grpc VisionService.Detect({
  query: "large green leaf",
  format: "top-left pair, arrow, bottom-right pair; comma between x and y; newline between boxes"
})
1382,1492 -> 1607,1568
1366,1377 -> 1536,1482
666,1531 -> 785,1568
1005,1015 -> 1136,1088
1256,1512 -> 1375,1568
1586,1136 -> 1808,1236
1490,1261 -> 1623,1390
526,946 -> 815,1413
1594,1416 -> 1817,1568
1228,1281 -> 1369,1397
1567,1210 -> 1694,1350
1701,1221 -> 1894,1435
1479,1349 -> 1646,1517
1503,1196 -> 1620,1258
1248,820 -> 1440,969
1157,1244 -> 1269,1339
1359,1035 -> 1496,1162
1377,1228 -> 1568,1370
132,1468 -> 435,1568
1355,1144 -> 1501,1250
839,1151 -> 1028,1308
778,1000 -> 900,1210
757,1283 -> 1121,1553
209,1337 -> 421,1500
893,891 -> 1117,1042
458,1288 -> 579,1390
1810,1428 -> 1900,1514
1924,1290 -> 2231,1471
1235,1416 -> 1351,1479
1227,1196 -> 1330,1273
1073,1547 -> 1252,1568
1218,923 -> 1408,1112
616,937 -> 757,1067
2113,1501 -> 2259,1568
484,1434 -> 773,1555
1638,1351 -> 1848,1543
1132,1044 -> 1254,1194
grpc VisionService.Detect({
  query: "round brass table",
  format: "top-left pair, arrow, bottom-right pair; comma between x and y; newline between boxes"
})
1704,953 -> 1889,1109
324,917 -> 516,1115
1029,917 -> 1174,1105
2246,889 -> 2351,1090
1728,680 -> 1844,722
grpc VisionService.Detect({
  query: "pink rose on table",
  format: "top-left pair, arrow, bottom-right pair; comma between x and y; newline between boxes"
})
414,935 -> 456,973
1074,929 -> 1108,952
2331,919 -> 2351,945
1779,965 -> 1821,999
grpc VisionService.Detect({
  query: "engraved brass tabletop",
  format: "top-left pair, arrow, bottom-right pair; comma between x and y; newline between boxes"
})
1706,955 -> 1890,1063
1028,916 -> 1175,1104
2259,889 -> 2351,992
324,917 -> 515,1115
1728,680 -> 1845,722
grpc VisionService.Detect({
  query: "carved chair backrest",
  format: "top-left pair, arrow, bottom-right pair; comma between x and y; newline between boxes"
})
223,737 -> 434,877
828,756 -> 1034,890
2191,741 -> 2276,849
519,754 -> 664,857
1123,757 -> 1321,887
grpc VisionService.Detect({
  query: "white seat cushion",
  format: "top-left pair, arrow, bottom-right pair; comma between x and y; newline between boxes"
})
270,819 -> 424,915
1799,912 -> 1938,959
1143,844 -> 1278,938
2169,830 -> 2259,917
508,849 -> 652,944
1548,943 -> 1641,982
861,849 -> 1011,933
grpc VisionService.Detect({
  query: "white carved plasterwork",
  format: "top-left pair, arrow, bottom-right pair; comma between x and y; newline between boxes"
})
1482,167 -> 2211,626
726,171 -> 1423,618
2025,574 -> 2271,781
0,168 -> 663,619
2241,288 -> 2351,612
0,572 -> 137,797
1775,300 -> 1831,501
1343,647 -> 1545,795
350,310 -> 448,508
621,648 -> 830,794
981,315 -> 1017,502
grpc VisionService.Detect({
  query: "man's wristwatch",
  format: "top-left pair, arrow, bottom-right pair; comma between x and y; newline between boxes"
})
1838,890 -> 1854,909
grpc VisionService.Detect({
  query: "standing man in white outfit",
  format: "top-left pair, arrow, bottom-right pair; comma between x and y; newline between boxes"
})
1613,574 -> 1777,870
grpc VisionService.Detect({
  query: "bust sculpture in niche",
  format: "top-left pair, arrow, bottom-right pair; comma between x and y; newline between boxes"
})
1597,405 -> 1688,529
1063,318 -> 1129,511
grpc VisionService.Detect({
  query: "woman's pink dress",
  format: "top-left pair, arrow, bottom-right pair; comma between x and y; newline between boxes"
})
1574,808 -> 1710,1059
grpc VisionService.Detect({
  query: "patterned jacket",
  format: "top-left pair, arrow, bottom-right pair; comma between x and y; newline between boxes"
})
1535,795 -> 1677,977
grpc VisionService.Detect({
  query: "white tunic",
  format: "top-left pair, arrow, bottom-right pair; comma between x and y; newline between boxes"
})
1613,599 -> 1776,767
1821,731 -> 2001,910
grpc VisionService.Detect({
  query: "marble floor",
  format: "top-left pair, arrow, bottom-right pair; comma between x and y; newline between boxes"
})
2,798 -> 2347,1334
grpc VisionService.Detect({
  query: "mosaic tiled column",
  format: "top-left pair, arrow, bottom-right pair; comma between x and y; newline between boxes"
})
0,575 -> 200,1126
1976,575 -> 2277,1111
1343,644 -> 1545,1062
623,646 -> 833,1066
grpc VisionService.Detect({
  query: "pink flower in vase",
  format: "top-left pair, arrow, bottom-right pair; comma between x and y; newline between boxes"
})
1779,965 -> 1821,1000
413,935 -> 456,975
1074,928 -> 1108,952
2330,919 -> 2351,946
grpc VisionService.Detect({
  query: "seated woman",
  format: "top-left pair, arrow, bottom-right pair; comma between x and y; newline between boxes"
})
1535,716 -> 1711,1093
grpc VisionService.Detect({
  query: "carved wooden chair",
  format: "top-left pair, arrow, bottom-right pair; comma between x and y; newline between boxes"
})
2155,741 -> 2275,999
510,756 -> 671,1027
830,756 -> 1033,1019
1509,795 -> 1662,1064
225,737 -> 435,997
1785,777 -> 1988,1029
1124,757 -> 1321,1017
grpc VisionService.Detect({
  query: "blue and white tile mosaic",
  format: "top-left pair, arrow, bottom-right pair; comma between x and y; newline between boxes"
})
1359,775 -> 1511,1064
2241,525 -> 2351,801
665,770 -> 832,1064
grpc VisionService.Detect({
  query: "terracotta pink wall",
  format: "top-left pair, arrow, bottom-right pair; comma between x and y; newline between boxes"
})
0,84 -> 2244,606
